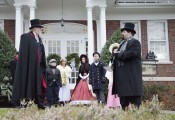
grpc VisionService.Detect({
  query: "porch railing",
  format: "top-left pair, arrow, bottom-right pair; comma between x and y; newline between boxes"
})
69,70 -> 79,89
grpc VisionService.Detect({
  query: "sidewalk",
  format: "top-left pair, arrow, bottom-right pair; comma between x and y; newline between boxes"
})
162,110 -> 175,115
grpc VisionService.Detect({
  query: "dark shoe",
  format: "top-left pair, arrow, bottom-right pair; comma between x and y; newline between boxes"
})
37,103 -> 47,109
54,104 -> 58,107
14,105 -> 21,109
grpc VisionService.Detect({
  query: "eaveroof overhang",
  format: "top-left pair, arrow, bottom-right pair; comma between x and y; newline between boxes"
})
114,0 -> 175,8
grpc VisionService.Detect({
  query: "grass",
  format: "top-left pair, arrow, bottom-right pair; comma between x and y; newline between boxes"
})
0,108 -> 12,117
0,105 -> 175,120
0,97 -> 175,120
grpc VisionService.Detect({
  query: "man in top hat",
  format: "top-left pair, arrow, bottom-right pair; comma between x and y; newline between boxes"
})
112,23 -> 143,110
12,19 -> 47,109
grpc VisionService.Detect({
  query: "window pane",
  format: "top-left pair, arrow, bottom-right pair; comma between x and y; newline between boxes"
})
48,41 -> 52,46
148,21 -> 169,61
53,41 -> 56,47
76,47 -> 79,52
71,41 -> 74,46
76,41 -> 79,46
71,47 -> 74,52
48,47 -> 52,53
148,22 -> 166,41
57,47 -> 60,53
67,41 -> 70,47
53,47 -> 56,53
67,47 -> 70,53
57,41 -> 60,46
150,41 -> 166,60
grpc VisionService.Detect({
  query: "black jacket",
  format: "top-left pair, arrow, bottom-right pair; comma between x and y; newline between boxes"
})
46,66 -> 62,87
89,61 -> 106,91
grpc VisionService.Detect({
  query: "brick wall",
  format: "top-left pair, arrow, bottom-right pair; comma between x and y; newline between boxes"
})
4,20 -> 15,44
141,20 -> 148,59
106,20 -> 120,40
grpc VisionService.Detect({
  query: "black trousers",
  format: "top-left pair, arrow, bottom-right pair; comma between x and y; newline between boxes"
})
47,85 -> 60,106
94,89 -> 105,103
120,96 -> 141,110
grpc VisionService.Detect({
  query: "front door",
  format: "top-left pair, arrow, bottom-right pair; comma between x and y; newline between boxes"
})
42,34 -> 87,89
41,22 -> 88,89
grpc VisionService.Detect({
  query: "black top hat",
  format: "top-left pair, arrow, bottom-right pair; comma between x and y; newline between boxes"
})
29,19 -> 44,29
121,23 -> 136,34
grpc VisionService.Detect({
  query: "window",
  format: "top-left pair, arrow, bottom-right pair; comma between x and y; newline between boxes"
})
147,20 -> 169,61
67,40 -> 79,55
48,40 -> 61,55
121,21 -> 141,43
0,20 -> 4,31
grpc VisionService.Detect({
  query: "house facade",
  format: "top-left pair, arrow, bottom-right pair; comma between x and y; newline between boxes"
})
0,0 -> 175,88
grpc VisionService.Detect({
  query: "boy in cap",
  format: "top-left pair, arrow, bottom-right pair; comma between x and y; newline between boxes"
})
46,59 -> 62,107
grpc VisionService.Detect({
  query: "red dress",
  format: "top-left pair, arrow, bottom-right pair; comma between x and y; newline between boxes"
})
71,79 -> 95,101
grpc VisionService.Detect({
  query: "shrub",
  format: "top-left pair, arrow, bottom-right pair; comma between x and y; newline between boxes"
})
46,54 -> 61,65
0,31 -> 16,83
100,29 -> 122,66
143,82 -> 175,110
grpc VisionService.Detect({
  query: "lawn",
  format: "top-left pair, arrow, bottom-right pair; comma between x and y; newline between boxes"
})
0,105 -> 175,120
0,97 -> 175,120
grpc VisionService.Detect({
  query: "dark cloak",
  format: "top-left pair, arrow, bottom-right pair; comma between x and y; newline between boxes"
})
12,32 -> 46,103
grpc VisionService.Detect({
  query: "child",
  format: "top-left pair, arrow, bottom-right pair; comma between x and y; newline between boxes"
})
46,59 -> 62,107
71,54 -> 95,105
106,43 -> 121,108
57,59 -> 72,104
89,52 -> 106,103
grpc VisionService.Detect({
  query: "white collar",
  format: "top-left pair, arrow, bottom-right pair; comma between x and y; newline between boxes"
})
94,62 -> 99,66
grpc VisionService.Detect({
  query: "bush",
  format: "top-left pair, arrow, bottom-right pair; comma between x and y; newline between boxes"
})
143,82 -> 175,110
46,54 -> 61,65
101,29 -> 122,66
66,53 -> 79,68
0,31 -> 16,83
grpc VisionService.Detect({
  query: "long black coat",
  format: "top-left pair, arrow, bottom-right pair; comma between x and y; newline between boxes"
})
12,32 -> 46,103
89,61 -> 106,91
112,38 -> 143,97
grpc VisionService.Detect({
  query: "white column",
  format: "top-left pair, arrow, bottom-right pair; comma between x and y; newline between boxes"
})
21,9 -> 24,34
14,5 -> 22,51
29,5 -> 36,20
100,7 -> 106,51
87,7 -> 94,64
96,20 -> 101,53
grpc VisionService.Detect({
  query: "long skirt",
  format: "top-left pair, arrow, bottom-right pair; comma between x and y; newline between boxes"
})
71,79 -> 95,101
107,84 -> 121,108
